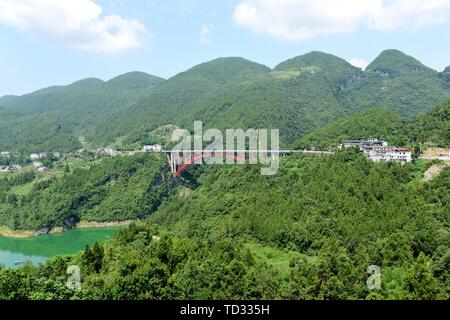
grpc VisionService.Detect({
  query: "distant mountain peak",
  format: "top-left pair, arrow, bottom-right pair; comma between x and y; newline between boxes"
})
274,51 -> 357,71
171,57 -> 270,83
69,78 -> 105,89
273,51 -> 361,88
106,72 -> 165,89
202,56 -> 269,67
367,49 -> 435,76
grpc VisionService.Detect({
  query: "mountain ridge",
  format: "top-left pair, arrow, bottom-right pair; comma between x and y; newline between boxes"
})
0,49 -> 443,101
0,49 -> 449,152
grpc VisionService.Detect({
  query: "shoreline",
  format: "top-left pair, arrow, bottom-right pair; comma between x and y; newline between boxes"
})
0,220 -> 135,239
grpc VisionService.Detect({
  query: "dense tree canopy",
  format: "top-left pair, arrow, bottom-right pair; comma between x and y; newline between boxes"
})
0,154 -> 171,230
1,149 -> 448,300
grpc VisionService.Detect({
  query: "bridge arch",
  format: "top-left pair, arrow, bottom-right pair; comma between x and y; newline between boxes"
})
173,152 -> 244,177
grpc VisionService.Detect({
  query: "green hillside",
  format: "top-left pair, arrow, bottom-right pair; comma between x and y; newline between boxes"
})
90,53 -> 362,146
296,108 -> 407,149
274,51 -> 362,87
106,72 -> 165,90
88,57 -> 276,144
0,154 -> 171,230
339,50 -> 449,118
296,100 -> 450,149
407,99 -> 450,146
0,72 -> 165,152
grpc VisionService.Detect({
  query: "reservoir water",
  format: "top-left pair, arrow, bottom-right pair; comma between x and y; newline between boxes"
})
0,227 -> 122,268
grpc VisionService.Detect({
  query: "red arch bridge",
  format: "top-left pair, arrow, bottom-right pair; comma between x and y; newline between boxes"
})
167,152 -> 245,177
166,150 -> 334,177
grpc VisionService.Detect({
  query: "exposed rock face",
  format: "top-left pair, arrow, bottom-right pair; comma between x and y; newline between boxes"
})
440,66 -> 450,83
64,216 -> 78,230
33,227 -> 50,236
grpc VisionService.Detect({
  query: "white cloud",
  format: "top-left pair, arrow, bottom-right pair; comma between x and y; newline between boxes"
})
200,24 -> 214,44
348,58 -> 369,70
0,0 -> 149,53
233,0 -> 450,41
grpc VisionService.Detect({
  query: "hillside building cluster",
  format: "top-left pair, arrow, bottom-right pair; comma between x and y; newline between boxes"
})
96,147 -> 118,157
95,144 -> 163,157
341,139 -> 412,164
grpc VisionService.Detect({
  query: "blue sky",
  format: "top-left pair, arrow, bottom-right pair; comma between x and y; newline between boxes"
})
1,0 -> 450,96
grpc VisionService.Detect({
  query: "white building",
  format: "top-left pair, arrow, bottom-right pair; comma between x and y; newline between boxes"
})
0,151 -> 10,157
366,147 -> 412,164
30,152 -> 48,160
33,161 -> 48,172
341,138 -> 388,150
143,144 -> 163,153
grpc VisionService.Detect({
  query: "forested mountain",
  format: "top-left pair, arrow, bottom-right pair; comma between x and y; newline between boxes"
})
1,50 -> 449,152
0,154 -> 171,230
297,100 -> 450,149
89,57 -> 275,145
339,50 -> 449,118
274,51 -> 361,87
407,100 -> 450,146
91,54 -> 362,146
0,112 -> 82,153
0,73 -> 165,152
296,108 -> 407,149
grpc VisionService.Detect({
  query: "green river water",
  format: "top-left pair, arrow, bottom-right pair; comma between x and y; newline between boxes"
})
0,227 -> 123,268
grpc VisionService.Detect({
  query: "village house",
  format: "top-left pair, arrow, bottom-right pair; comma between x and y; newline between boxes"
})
33,161 -> 48,172
0,151 -> 10,157
30,152 -> 48,160
143,144 -> 163,152
37,166 -> 49,172
33,161 -> 44,168
366,146 -> 412,164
